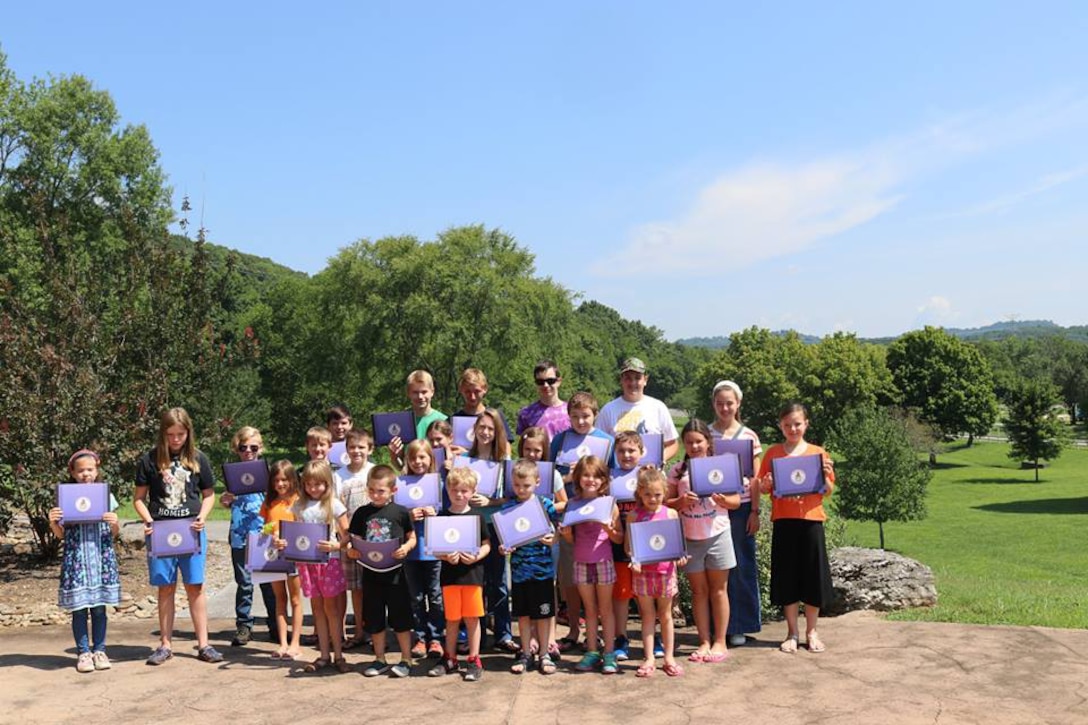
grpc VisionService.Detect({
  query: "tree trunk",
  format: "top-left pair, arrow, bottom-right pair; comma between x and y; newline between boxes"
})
929,452 -> 938,467
967,433 -> 974,446
1035,459 -> 1040,483
878,521 -> 886,550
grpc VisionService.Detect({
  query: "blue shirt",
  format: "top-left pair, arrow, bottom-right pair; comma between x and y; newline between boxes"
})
502,495 -> 559,583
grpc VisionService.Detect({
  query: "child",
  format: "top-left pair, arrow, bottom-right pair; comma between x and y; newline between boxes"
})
134,407 -> 222,666
757,402 -> 836,654
667,418 -> 739,664
429,466 -> 491,682
336,428 -> 375,649
708,380 -> 764,647
219,426 -> 277,646
48,449 -> 121,672
499,459 -> 560,675
559,455 -> 622,674
284,459 -> 350,673
390,370 -> 448,464
260,460 -> 303,660
326,404 -> 353,444
347,465 -> 417,678
400,438 -> 445,658
609,430 -> 643,661
305,426 -> 333,466
426,419 -> 454,478
627,466 -> 687,677
449,368 -> 513,453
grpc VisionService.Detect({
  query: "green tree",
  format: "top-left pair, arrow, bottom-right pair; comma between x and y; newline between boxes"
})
828,406 -> 931,549
803,332 -> 897,433
1003,379 -> 1067,482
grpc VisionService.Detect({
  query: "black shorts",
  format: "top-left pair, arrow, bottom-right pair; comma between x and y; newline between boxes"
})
512,577 -> 556,620
362,569 -> 413,634
770,519 -> 834,608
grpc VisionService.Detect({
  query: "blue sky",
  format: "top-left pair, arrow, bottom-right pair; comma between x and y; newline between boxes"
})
5,2 -> 1087,340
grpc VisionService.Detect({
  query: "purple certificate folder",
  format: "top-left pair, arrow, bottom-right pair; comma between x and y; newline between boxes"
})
222,459 -> 270,496
713,438 -> 756,478
351,535 -> 401,572
424,515 -> 481,557
149,518 -> 201,557
772,454 -> 826,498
451,457 -> 501,498
562,495 -> 615,527
56,482 -> 109,524
372,411 -> 417,447
629,518 -> 686,565
433,445 -> 447,475
280,520 -> 330,563
609,468 -> 640,503
554,433 -> 610,468
451,416 -> 476,449
503,460 -> 556,499
493,496 -> 552,550
246,532 -> 295,574
326,441 -> 351,469
638,433 -> 664,468
690,454 -> 744,497
394,473 -> 442,510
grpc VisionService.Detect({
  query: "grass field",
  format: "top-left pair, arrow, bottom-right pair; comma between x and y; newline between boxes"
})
839,441 -> 1087,629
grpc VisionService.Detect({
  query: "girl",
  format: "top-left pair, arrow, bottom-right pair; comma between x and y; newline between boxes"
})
708,380 -> 764,647
467,408 -> 517,652
559,455 -> 622,675
401,438 -> 445,658
260,460 -> 303,659
757,402 -> 836,654
627,466 -> 686,677
219,426 -> 277,646
134,407 -> 221,665
48,449 -> 121,673
667,418 -> 739,664
284,459 -> 350,673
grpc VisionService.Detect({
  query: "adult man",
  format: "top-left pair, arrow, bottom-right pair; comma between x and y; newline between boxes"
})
516,359 -> 570,438
597,357 -> 680,462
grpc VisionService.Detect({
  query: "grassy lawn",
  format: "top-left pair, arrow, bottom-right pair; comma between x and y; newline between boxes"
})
839,441 -> 1087,629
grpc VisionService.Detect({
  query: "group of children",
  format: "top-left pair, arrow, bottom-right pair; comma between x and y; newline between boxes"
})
50,364 -> 837,678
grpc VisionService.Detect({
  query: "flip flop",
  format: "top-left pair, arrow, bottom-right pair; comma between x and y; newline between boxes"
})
806,631 -> 826,653
636,662 -> 655,678
780,635 -> 799,654
303,657 -> 330,673
704,650 -> 730,663
663,663 -> 684,677
687,650 -> 709,663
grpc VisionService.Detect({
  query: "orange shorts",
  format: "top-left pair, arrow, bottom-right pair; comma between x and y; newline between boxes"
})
612,562 -> 633,600
442,584 -> 484,621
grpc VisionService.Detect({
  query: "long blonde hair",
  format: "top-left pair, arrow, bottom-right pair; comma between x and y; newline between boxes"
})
155,407 -> 199,474
294,459 -> 336,524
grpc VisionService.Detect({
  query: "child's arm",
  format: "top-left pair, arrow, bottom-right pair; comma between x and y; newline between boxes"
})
48,507 -> 65,539
194,487 -> 215,531
322,512 -> 349,553
559,523 -> 573,544
220,491 -> 236,508
395,528 -> 417,560
623,509 -> 638,558
711,492 -> 741,510
133,485 -> 154,536
605,505 -> 623,544
103,510 -> 120,537
822,453 -> 836,494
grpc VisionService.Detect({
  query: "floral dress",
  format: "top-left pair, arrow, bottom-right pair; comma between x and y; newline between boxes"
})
58,511 -> 121,611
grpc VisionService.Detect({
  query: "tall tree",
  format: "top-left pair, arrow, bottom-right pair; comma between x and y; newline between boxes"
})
1003,379 -> 1067,482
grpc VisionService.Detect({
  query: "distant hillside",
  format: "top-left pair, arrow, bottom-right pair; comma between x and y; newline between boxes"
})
167,234 -> 306,284
678,330 -> 821,349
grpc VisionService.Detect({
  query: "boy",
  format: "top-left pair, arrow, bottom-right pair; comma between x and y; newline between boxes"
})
449,368 -> 513,452
516,359 -> 570,437
550,391 -> 615,481
326,404 -> 353,443
498,459 -> 560,675
305,426 -> 333,464
390,369 -> 448,466
336,428 -> 375,649
429,466 -> 490,682
597,357 -> 680,462
347,465 -> 417,678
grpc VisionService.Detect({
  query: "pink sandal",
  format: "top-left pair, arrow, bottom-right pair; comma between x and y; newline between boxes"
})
663,662 -> 684,677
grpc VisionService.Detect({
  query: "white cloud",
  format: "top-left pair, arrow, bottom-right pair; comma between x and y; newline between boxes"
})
914,295 -> 957,327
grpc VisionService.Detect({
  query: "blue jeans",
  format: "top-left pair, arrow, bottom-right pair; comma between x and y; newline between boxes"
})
404,560 -> 445,643
231,545 -> 277,629
72,606 -> 107,654
483,525 -> 512,643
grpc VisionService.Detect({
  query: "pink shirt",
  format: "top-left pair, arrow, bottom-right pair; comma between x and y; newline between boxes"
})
669,461 -> 732,541
573,518 -> 613,564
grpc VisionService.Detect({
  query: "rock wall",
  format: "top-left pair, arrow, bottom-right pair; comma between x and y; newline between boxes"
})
827,546 -> 938,616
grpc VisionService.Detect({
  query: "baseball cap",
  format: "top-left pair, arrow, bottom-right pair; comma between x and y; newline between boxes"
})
619,357 -> 647,374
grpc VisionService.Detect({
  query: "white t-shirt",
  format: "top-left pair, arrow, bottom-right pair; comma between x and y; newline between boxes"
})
294,498 -> 347,558
597,395 -> 679,443
335,462 -> 374,513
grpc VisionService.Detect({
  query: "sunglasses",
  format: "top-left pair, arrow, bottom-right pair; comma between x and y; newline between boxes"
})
535,377 -> 559,386
237,444 -> 261,453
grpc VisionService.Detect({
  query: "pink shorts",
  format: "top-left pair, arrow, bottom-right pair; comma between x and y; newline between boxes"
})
574,560 -> 616,586
632,567 -> 678,598
297,559 -> 346,598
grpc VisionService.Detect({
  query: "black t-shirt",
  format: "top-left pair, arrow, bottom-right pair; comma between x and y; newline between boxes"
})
349,502 -> 413,544
134,448 -> 215,520
438,509 -> 489,587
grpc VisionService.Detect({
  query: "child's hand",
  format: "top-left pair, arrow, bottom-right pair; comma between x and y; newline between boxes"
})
411,507 -> 426,521
445,552 -> 461,566
220,491 -> 236,507
191,517 -> 205,532
347,546 -> 360,560
759,474 -> 773,495
499,545 -> 513,556
631,562 -> 642,574
746,510 -> 761,536
317,539 -> 337,552
469,493 -> 489,508
541,532 -> 555,546
677,555 -> 690,568
393,545 -> 408,560
102,511 -> 118,525
422,506 -> 437,517
389,436 -> 404,458
822,456 -> 835,477
143,522 -> 154,537
682,491 -> 700,509
48,507 -> 63,524
274,537 -> 287,550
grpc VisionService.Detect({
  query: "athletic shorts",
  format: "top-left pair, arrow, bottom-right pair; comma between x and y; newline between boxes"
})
682,530 -> 736,574
612,561 -> 633,600
147,530 -> 206,587
443,584 -> 485,621
512,578 -> 556,620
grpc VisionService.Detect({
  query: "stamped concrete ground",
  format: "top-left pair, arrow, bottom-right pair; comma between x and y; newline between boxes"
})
1,612 -> 1085,725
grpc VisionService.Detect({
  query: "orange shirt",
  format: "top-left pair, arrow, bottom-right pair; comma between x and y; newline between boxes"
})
758,443 -> 835,522
259,495 -> 298,532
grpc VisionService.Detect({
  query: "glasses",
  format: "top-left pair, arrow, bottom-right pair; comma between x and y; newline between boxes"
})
237,444 -> 260,453
535,377 -> 559,386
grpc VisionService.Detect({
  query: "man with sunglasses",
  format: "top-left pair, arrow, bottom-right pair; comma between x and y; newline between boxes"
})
516,359 -> 571,438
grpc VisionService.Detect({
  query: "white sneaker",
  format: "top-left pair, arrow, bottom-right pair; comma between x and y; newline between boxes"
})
93,651 -> 112,670
76,652 -> 95,673
728,634 -> 747,647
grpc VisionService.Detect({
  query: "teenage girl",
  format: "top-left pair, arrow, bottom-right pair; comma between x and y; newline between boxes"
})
260,460 -> 303,659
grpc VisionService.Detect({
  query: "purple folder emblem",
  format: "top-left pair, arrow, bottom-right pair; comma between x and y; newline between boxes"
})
503,461 -> 556,500
246,532 -> 295,574
451,457 -> 501,498
281,520 -> 330,562
638,433 -> 664,467
629,518 -> 686,565
690,454 -> 744,496
222,459 -> 270,496
149,517 -> 201,557
451,417 -> 476,449
326,441 -> 351,468
772,454 -> 826,498
714,438 -> 756,478
394,473 -> 442,510
493,496 -> 552,550
351,534 -> 401,572
56,482 -> 109,524
372,411 -> 417,447
555,433 -> 610,468
609,468 -> 640,503
562,495 -> 615,527
424,515 -> 481,557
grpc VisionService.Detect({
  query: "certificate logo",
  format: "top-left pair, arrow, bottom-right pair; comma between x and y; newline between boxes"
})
388,423 -> 401,438
649,534 -> 667,552
708,469 -> 724,486
408,485 -> 424,501
167,532 -> 183,548
576,444 -> 591,458
367,550 -> 384,563
240,472 -> 255,487
443,527 -> 461,544
514,516 -> 531,533
75,496 -> 92,513
626,477 -> 637,492
790,469 -> 807,486
578,503 -> 595,517
340,452 -> 351,465
465,427 -> 475,443
263,546 -> 278,562
295,535 -> 311,552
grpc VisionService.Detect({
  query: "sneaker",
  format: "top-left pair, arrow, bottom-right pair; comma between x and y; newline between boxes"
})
462,657 -> 483,682
410,640 -> 427,658
653,635 -> 666,658
601,651 -> 618,675
575,651 -> 602,672
427,640 -> 444,657
197,645 -> 224,663
363,659 -> 392,677
76,652 -> 95,673
427,658 -> 458,677
231,625 -> 252,647
92,651 -> 111,671
728,633 -> 747,647
146,646 -> 173,666
613,636 -> 629,662
390,660 -> 411,678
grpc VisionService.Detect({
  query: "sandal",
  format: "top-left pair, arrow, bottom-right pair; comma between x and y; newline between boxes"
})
687,649 -> 709,663
806,631 -> 826,653
334,657 -> 351,673
780,635 -> 799,654
636,662 -> 655,678
303,657 -> 330,673
510,652 -> 532,674
538,653 -> 557,675
556,637 -> 578,653
342,637 -> 366,651
663,662 -> 684,677
495,638 -> 521,653
704,650 -> 730,663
